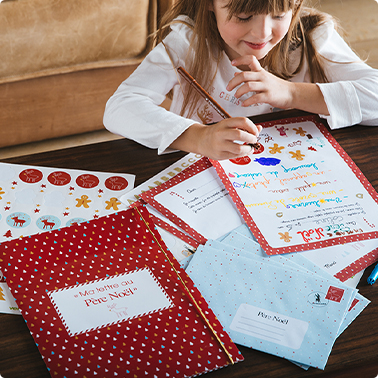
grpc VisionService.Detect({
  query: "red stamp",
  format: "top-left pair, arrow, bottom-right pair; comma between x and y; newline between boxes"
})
325,286 -> 344,303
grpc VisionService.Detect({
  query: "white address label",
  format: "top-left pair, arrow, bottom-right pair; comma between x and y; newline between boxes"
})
230,303 -> 309,349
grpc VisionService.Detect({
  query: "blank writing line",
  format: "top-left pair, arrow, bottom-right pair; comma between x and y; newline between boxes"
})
238,321 -> 285,337
240,316 -> 286,332
195,178 -> 218,192
235,325 -> 282,342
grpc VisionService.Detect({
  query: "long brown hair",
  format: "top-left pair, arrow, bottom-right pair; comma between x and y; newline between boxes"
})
155,0 -> 332,117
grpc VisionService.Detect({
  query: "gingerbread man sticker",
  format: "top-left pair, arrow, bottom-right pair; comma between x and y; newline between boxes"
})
75,195 -> 91,208
105,197 -> 122,211
278,232 -> 292,243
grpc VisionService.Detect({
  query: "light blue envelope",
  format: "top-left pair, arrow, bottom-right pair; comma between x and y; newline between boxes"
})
220,227 -> 370,338
206,237 -> 361,340
186,243 -> 358,369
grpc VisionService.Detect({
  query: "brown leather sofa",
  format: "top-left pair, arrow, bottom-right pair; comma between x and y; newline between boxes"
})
0,0 -> 172,148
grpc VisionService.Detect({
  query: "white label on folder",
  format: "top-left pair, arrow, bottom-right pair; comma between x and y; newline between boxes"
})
48,267 -> 174,336
230,303 -> 309,349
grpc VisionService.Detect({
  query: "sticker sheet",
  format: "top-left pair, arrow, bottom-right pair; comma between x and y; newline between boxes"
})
211,115 -> 378,255
0,162 -> 134,245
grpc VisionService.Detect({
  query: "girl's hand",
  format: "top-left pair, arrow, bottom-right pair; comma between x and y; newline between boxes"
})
170,117 -> 262,161
227,55 -> 294,109
227,55 -> 329,115
197,117 -> 262,160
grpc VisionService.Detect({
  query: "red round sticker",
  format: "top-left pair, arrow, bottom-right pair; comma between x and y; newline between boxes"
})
19,169 -> 43,184
105,176 -> 129,191
76,174 -> 100,189
229,156 -> 251,165
47,171 -> 71,186
252,143 -> 264,154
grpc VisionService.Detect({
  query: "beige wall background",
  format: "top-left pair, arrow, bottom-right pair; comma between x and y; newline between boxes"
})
308,0 -> 378,68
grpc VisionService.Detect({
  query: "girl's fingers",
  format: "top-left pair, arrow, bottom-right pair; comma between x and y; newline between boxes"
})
231,55 -> 262,71
229,118 -> 261,141
207,118 -> 262,160
241,93 -> 267,107
234,81 -> 266,99
226,73 -> 245,91
227,71 -> 261,92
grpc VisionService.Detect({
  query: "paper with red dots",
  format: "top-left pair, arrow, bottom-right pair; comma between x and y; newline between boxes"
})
210,115 -> 378,266
132,199 -> 200,251
140,157 -> 244,244
0,206 -> 242,377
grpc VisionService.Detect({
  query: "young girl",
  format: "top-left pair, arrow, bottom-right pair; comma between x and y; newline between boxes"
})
103,0 -> 378,161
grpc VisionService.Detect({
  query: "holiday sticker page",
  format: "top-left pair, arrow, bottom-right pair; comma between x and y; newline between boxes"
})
211,115 -> 378,255
0,162 -> 134,247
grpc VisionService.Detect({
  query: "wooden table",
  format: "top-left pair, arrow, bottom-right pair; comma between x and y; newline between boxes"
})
1,111 -> 378,378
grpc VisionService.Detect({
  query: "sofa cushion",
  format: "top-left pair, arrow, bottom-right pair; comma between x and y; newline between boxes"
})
0,0 -> 154,83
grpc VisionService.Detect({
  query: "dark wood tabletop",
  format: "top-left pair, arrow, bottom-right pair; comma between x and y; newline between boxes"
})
1,110 -> 378,378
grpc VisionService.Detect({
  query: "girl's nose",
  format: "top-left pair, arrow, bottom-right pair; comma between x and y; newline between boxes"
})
251,15 -> 272,40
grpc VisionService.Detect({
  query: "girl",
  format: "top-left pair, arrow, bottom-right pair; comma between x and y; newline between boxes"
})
103,0 -> 378,161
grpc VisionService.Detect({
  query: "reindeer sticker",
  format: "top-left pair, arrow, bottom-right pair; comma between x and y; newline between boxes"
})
6,212 -> 31,229
76,174 -> 99,189
47,171 -> 71,186
36,216 -> 61,231
11,215 -> 26,227
41,218 -> 55,229
104,176 -> 128,191
19,169 -> 43,183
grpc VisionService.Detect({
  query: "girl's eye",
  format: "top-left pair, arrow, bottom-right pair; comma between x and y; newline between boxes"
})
273,13 -> 287,20
236,15 -> 253,22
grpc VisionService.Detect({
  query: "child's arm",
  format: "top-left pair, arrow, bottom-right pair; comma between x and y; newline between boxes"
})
227,55 -> 330,116
169,117 -> 262,161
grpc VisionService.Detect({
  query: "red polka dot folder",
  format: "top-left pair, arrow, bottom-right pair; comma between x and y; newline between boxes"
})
0,206 -> 242,377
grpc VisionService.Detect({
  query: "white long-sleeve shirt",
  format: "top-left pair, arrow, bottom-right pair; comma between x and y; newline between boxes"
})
103,15 -> 378,154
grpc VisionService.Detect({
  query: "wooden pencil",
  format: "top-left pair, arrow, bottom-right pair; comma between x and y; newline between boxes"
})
177,66 -> 260,149
177,66 -> 231,119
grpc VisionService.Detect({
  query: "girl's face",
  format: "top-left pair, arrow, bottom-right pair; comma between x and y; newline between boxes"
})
211,0 -> 293,63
